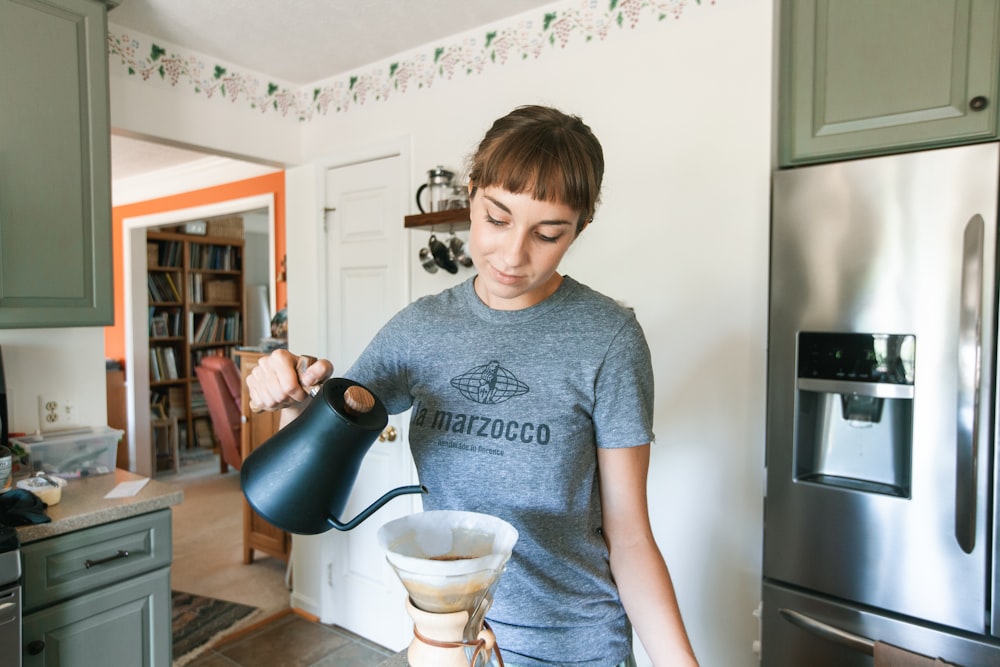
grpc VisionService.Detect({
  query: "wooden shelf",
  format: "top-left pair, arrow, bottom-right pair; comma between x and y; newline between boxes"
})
404,208 -> 471,232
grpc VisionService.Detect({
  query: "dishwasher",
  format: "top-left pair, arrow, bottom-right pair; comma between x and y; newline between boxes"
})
0,524 -> 21,667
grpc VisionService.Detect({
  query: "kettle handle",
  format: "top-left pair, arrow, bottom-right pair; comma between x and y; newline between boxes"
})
415,183 -> 429,214
327,484 -> 427,531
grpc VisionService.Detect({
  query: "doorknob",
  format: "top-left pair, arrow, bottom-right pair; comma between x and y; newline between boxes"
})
379,425 -> 397,442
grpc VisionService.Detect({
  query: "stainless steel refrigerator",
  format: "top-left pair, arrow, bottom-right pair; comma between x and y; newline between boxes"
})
762,142 -> 1000,666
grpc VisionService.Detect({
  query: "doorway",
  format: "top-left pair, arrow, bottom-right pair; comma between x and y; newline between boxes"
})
123,194 -> 276,477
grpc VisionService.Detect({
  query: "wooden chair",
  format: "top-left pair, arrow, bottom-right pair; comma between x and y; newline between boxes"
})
195,356 -> 243,473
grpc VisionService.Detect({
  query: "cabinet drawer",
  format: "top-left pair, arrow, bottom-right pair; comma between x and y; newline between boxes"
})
22,509 -> 172,612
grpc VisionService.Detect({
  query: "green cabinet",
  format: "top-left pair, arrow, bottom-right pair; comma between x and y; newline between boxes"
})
0,0 -> 114,327
779,0 -> 1000,166
22,568 -> 171,667
21,510 -> 173,666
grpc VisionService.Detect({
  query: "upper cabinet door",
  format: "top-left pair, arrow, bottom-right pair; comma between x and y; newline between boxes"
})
779,0 -> 1000,166
0,0 -> 113,327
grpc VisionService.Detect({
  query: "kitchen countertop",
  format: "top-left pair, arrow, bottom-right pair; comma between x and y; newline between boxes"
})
13,469 -> 183,544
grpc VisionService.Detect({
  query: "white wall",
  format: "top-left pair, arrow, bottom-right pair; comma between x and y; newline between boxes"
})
109,64 -> 301,167
285,3 -> 774,666
0,328 -> 108,435
106,1 -> 774,664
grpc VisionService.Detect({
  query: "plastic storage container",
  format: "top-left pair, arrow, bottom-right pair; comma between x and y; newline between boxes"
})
12,426 -> 121,478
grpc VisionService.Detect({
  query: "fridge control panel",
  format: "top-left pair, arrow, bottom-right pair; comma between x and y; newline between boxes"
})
797,332 -> 915,385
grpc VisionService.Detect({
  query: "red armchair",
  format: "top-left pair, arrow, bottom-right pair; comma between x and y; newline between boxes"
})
195,355 -> 243,472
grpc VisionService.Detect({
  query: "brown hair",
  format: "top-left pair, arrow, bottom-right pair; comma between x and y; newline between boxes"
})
467,105 -> 604,233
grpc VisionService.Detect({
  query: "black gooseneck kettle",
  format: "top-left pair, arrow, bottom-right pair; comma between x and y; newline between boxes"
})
240,378 -> 426,534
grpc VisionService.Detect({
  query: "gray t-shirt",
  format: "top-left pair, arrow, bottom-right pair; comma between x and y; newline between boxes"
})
347,275 -> 654,667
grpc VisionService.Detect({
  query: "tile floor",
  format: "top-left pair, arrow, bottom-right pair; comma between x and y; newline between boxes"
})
185,612 -> 396,667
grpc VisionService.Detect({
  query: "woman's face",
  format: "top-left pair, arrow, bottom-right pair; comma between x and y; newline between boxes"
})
468,185 -> 585,310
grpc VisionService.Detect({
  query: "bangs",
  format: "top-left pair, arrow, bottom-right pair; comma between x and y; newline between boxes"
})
475,127 -> 596,215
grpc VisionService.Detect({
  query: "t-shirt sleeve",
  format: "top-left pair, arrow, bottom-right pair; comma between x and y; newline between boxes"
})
592,314 -> 655,449
344,308 -> 415,415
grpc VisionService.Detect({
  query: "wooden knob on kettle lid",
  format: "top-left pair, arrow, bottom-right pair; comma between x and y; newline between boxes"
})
342,385 -> 376,416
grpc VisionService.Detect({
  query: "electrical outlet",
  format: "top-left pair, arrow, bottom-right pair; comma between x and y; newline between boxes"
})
38,394 -> 84,433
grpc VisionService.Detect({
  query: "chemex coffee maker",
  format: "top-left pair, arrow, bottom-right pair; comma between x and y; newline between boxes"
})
379,510 -> 518,667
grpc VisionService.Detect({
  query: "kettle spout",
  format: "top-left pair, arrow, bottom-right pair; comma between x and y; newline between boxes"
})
328,484 -> 428,531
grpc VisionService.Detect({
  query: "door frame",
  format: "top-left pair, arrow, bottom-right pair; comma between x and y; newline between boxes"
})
122,194 -> 276,476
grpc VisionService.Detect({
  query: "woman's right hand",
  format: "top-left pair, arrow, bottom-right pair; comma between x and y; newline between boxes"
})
246,349 -> 334,413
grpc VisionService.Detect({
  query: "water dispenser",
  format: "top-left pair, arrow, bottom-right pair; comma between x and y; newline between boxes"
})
794,332 -> 915,497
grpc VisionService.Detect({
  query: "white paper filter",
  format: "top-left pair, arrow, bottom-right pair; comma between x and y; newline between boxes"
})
378,510 -> 518,613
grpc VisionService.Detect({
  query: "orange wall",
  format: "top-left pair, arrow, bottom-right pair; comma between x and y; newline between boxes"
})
104,172 -> 286,363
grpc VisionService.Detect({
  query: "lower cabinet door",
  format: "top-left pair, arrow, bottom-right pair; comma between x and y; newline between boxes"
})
22,567 -> 171,667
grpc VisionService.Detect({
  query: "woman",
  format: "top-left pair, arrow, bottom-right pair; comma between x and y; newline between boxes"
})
247,105 -> 698,667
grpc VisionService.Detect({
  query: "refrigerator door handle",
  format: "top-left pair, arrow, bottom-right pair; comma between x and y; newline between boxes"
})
778,608 -> 875,655
955,214 -> 984,554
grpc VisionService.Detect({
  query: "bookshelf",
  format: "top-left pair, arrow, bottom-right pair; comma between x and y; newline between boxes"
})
147,224 -> 245,455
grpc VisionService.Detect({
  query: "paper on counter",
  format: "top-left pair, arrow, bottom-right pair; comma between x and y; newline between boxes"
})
104,478 -> 150,498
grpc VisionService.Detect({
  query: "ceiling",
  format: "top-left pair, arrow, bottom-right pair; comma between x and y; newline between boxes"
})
109,0 -> 557,182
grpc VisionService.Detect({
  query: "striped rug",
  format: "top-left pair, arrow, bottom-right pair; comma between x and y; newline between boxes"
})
172,590 -> 258,666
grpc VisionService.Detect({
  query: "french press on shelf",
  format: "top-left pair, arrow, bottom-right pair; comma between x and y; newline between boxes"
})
416,166 -> 455,213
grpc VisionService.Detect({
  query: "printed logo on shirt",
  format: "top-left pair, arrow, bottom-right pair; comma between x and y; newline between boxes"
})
449,360 -> 529,405
409,361 -> 548,452
412,408 -> 550,446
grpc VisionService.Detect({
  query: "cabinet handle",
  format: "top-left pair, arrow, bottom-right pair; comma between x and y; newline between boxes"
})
969,96 -> 989,111
27,640 -> 45,655
84,549 -> 130,569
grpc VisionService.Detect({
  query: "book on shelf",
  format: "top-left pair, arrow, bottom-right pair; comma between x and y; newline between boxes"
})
190,244 -> 241,271
169,311 -> 182,336
190,383 -> 207,414
146,275 -> 162,302
157,240 -> 182,267
149,349 -> 161,382
149,345 -> 180,381
147,272 -> 181,302
189,273 -> 203,303
164,273 -> 181,300
163,347 -> 178,380
191,312 -> 242,344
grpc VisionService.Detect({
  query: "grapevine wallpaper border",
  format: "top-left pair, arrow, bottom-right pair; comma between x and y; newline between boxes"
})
108,0 -> 712,122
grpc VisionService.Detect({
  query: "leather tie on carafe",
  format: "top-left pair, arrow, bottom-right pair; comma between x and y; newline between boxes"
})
412,621 -> 505,667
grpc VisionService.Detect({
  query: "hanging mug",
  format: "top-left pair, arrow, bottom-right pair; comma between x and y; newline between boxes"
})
419,247 -> 438,274
428,235 -> 458,274
448,233 -> 472,267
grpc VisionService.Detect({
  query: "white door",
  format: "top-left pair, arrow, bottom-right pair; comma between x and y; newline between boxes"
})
322,154 -> 418,650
